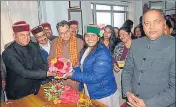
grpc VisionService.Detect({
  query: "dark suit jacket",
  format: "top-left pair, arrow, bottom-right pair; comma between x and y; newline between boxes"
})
2,41 -> 48,100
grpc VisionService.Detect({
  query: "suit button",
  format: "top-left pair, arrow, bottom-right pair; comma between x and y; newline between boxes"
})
136,94 -> 139,97
138,83 -> 140,85
141,70 -> 144,73
147,45 -> 150,49
143,58 -> 146,61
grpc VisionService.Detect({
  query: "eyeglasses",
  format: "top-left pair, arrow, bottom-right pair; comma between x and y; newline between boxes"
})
35,34 -> 46,39
60,30 -> 70,36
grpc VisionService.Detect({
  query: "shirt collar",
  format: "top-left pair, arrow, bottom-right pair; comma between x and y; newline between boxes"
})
39,40 -> 50,47
147,33 -> 166,44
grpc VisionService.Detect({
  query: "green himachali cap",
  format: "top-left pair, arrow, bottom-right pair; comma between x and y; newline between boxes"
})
87,26 -> 100,37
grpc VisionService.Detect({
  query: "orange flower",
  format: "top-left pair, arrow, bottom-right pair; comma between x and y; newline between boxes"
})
53,98 -> 61,104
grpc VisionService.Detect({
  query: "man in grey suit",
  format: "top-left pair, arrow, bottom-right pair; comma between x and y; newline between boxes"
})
122,9 -> 175,107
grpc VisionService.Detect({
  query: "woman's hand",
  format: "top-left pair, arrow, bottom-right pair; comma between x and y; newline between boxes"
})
47,71 -> 55,77
114,63 -> 120,72
65,71 -> 73,79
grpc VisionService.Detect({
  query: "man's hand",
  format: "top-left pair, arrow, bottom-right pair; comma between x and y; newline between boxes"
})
126,92 -> 136,105
65,71 -> 73,79
47,71 -> 54,77
126,92 -> 146,107
114,63 -> 120,72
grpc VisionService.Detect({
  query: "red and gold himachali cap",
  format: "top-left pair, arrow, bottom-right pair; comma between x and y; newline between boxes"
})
31,25 -> 44,35
68,20 -> 78,26
41,22 -> 51,29
12,21 -> 30,33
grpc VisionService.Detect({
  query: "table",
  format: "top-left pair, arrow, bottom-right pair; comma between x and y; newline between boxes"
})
1,82 -> 107,107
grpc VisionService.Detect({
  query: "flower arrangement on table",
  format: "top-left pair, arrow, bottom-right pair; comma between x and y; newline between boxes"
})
49,57 -> 72,79
44,82 -> 80,104
44,82 -> 94,106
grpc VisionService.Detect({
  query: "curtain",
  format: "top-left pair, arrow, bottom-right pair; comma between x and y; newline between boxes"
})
1,1 -> 39,53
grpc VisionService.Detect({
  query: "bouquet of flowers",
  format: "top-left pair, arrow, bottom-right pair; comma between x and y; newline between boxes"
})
49,57 -> 73,79
44,82 -> 80,104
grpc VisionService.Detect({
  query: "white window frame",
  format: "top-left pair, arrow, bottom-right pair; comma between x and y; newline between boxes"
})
149,1 -> 176,15
91,3 -> 128,26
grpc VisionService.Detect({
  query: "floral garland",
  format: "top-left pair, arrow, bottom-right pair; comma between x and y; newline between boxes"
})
55,35 -> 79,67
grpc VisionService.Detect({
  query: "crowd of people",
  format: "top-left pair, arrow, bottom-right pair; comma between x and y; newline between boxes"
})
1,9 -> 175,107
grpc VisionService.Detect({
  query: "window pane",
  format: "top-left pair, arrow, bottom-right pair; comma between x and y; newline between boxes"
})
96,12 -> 111,25
166,1 -> 176,9
150,1 -> 164,10
114,13 -> 125,28
96,5 -> 110,10
91,4 -> 93,9
165,10 -> 176,15
113,6 -> 125,11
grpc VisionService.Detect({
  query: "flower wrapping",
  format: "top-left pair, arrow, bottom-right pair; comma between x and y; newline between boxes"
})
49,57 -> 73,79
59,86 -> 80,103
44,82 -> 80,104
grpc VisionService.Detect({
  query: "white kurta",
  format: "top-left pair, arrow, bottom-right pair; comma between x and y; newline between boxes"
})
39,40 -> 51,54
80,47 -> 121,107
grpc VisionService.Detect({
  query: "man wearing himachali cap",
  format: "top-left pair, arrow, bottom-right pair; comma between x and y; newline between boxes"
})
68,20 -> 83,40
4,21 -> 37,49
31,25 -> 53,85
31,25 -> 51,63
41,22 -> 57,41
2,21 -> 54,100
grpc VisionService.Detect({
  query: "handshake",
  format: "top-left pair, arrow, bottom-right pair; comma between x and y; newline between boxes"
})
47,67 -> 73,79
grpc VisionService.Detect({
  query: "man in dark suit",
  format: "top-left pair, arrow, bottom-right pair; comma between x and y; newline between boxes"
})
2,21 -> 53,100
1,55 -> 7,102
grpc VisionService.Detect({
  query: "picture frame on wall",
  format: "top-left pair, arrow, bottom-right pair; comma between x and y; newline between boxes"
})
69,1 -> 81,9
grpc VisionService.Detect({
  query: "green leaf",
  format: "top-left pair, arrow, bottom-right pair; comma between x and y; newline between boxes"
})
48,95 -> 52,101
